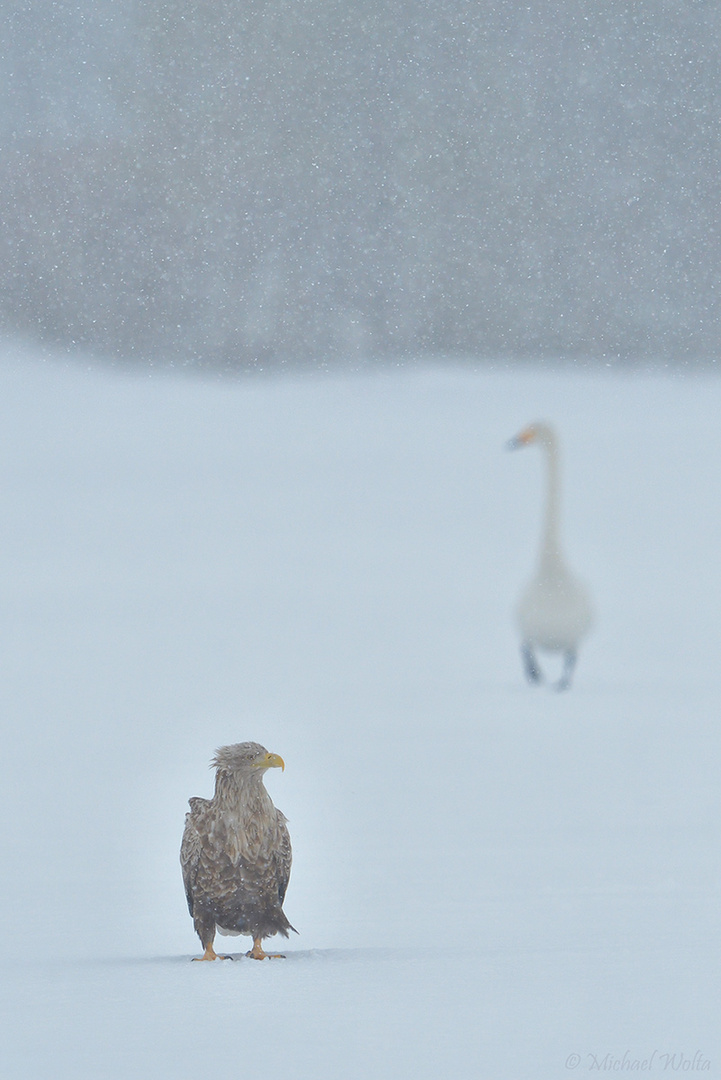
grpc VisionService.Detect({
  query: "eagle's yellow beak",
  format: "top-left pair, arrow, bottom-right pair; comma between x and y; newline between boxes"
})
253,751 -> 285,772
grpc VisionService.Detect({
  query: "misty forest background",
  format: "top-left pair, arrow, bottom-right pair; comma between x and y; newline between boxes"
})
2,1 -> 720,369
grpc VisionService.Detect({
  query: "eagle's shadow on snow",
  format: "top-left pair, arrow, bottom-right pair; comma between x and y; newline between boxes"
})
113,947 -> 465,967
153,948 -> 418,965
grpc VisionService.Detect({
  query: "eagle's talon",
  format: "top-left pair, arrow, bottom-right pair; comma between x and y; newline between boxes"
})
245,936 -> 287,960
193,944 -> 233,961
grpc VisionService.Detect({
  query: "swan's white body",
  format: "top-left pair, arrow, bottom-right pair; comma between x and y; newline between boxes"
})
509,422 -> 592,688
517,558 -> 593,653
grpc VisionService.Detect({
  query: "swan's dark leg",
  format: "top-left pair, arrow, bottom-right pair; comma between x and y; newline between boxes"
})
555,649 -> 577,691
521,641 -> 543,684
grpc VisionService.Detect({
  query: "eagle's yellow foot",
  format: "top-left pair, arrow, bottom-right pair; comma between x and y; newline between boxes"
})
246,938 -> 286,960
193,943 -> 233,961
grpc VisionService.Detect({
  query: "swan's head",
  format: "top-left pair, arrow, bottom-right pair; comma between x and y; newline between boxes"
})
507,422 -> 557,451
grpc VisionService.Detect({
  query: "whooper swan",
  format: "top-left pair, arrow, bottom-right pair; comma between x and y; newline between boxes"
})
507,422 -> 593,690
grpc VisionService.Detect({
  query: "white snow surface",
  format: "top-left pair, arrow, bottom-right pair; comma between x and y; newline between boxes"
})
0,350 -> 718,1078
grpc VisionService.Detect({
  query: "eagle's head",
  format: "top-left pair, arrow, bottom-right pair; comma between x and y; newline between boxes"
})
211,741 -> 285,776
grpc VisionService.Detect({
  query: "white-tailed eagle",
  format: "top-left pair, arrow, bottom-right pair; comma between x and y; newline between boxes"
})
180,741 -> 295,960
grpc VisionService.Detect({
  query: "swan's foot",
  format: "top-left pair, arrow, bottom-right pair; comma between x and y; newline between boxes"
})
521,642 -> 543,684
246,937 -> 286,960
193,943 -> 234,961
554,649 -> 577,692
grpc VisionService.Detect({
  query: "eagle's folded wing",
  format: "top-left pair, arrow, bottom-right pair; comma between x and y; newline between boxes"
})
180,798 -> 209,917
275,812 -> 292,906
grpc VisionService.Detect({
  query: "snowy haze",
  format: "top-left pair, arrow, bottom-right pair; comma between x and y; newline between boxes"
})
2,1 -> 721,365
0,350 -> 718,1077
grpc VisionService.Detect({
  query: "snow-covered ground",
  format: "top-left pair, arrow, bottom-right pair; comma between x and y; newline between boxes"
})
0,349 -> 718,1078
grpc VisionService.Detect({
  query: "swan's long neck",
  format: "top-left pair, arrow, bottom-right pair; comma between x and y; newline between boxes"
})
539,433 -> 563,569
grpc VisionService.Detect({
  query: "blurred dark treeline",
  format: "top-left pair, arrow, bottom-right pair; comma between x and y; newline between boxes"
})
2,0 -> 720,367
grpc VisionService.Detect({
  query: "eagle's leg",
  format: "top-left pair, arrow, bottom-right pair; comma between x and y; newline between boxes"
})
193,941 -> 233,961
192,916 -> 233,961
246,937 -> 286,960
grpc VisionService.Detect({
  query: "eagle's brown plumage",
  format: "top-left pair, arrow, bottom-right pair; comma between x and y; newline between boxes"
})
180,741 -> 295,960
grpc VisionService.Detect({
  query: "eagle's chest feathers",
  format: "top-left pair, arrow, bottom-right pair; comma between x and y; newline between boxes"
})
208,781 -> 279,867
